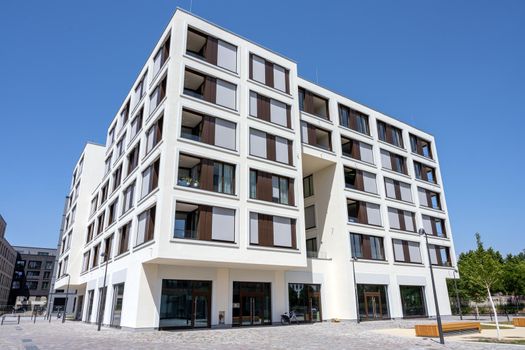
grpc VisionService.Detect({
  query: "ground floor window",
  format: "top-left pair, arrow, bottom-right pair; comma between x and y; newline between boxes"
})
86,290 -> 94,322
159,279 -> 212,329
97,287 -> 107,325
52,297 -> 66,312
111,283 -> 125,327
232,282 -> 271,326
357,284 -> 389,321
288,283 -> 322,322
400,285 -> 427,318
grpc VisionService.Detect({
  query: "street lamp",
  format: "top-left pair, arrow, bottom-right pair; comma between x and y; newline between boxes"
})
419,228 -> 444,345
62,273 -> 71,323
351,256 -> 360,323
452,269 -> 462,320
97,252 -> 109,331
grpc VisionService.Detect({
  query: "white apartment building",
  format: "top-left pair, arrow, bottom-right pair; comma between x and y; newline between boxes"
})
54,9 -> 457,330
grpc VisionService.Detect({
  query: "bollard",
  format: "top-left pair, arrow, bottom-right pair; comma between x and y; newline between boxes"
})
1,316 -> 4,326
17,315 -> 20,324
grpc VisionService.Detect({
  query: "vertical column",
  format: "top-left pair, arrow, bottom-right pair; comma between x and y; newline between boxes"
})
215,268 -> 230,326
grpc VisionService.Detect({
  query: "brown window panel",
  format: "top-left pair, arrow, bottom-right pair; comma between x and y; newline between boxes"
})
249,54 -> 290,93
118,222 -> 131,255
302,121 -> 332,151
341,137 -> 361,160
350,233 -> 385,261
429,245 -> 451,266
250,169 -> 294,205
377,120 -> 404,148
253,213 -> 296,249
410,134 -> 433,159
414,161 -> 437,184
127,142 -> 140,175
299,87 -> 329,120
338,104 -> 370,135
120,100 -> 130,125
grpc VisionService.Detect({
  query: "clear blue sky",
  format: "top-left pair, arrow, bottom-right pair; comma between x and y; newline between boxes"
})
0,1 -> 523,256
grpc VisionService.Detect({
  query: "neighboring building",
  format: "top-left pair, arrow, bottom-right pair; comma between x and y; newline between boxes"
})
8,246 -> 56,310
54,9 -> 457,330
0,215 -> 16,307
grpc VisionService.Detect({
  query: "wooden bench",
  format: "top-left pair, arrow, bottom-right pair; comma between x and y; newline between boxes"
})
415,322 -> 481,337
513,317 -> 525,327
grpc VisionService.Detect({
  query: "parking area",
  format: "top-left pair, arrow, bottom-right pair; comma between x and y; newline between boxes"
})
0,317 -> 520,350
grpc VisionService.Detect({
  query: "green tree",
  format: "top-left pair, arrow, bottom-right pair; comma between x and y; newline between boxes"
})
502,252 -> 525,311
458,233 -> 504,339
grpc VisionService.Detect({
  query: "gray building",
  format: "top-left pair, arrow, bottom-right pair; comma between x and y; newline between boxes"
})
0,215 -> 16,307
8,246 -> 56,310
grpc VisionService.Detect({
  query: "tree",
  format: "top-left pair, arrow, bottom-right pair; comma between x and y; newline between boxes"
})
458,233 -> 504,339
502,253 -> 525,312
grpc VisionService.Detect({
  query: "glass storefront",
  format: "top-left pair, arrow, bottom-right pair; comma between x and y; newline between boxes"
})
357,284 -> 389,321
110,283 -> 125,327
232,282 -> 271,326
159,279 -> 212,329
288,283 -> 322,322
400,285 -> 427,318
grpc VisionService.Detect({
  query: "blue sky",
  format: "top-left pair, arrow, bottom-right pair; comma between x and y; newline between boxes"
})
0,1 -> 523,256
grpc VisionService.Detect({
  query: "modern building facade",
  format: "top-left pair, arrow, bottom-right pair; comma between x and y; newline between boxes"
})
54,9 -> 457,330
8,246 -> 57,310
0,215 -> 16,307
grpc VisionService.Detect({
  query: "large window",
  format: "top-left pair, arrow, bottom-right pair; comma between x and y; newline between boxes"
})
357,284 -> 389,320
141,158 -> 160,198
249,128 -> 293,166
127,142 -> 140,175
417,187 -> 441,209
300,121 -> 332,151
392,239 -> 422,263
306,238 -> 318,257
250,169 -> 294,206
177,154 -> 235,195
338,104 -> 369,135
380,149 -> 407,174
384,177 -> 413,202
387,207 -> 416,232
180,109 -> 236,150
249,91 -> 291,128
121,181 -> 135,215
249,212 -> 296,249
130,109 -> 143,141
400,286 -> 427,318
410,134 -> 432,159
107,200 -> 118,226
288,283 -> 322,323
153,34 -> 170,77
344,167 -> 377,194
150,76 -> 167,114
250,54 -> 289,93
183,69 -> 237,110
132,72 -> 147,109
304,205 -> 316,229
136,205 -> 156,246
350,233 -> 385,261
422,215 -> 446,238
428,245 -> 451,266
303,175 -> 314,198
186,27 -> 237,72
117,222 -> 131,255
145,116 -> 163,155
377,121 -> 404,148
414,161 -> 437,184
347,199 -> 382,226
174,202 -> 235,242
299,87 -> 329,119
112,164 -> 122,192
341,137 -> 374,164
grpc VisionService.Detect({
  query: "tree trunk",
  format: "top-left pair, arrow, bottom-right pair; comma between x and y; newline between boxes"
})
487,285 -> 501,340
475,304 -> 479,320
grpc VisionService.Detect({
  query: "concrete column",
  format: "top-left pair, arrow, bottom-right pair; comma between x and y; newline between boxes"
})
215,268 -> 230,326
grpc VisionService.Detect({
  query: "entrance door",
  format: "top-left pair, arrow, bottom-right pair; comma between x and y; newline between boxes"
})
307,288 -> 322,322
232,282 -> 271,326
192,292 -> 210,328
240,293 -> 265,325
110,283 -> 125,327
364,291 -> 382,319
75,295 -> 84,320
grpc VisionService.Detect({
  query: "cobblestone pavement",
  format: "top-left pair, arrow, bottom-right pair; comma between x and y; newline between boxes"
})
0,317 -> 521,350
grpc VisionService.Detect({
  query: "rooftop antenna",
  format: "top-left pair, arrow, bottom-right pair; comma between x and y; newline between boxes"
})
189,0 -> 193,12
315,68 -> 319,84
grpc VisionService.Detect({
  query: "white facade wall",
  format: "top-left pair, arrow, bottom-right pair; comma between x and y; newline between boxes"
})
55,9 -> 457,329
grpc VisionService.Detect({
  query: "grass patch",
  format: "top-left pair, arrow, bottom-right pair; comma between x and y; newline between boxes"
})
474,337 -> 525,345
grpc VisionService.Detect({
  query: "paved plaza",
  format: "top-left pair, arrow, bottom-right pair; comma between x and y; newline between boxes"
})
0,317 -> 522,350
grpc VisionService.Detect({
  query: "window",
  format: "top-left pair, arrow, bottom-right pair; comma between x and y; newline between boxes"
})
43,271 -> 51,279
136,205 -> 156,246
347,199 -> 382,226
28,261 -> 42,269
249,91 -> 291,128
393,239 -> 422,263
384,177 -> 413,202
103,234 -> 113,262
300,121 -> 332,151
120,100 -> 130,128
104,153 -> 112,175
92,244 -> 100,267
145,116 -> 163,155
96,212 -> 105,235
350,233 -> 385,260
82,251 -> 90,272
428,245 -> 451,266
387,207 -> 416,232
107,126 -> 115,147
338,104 -> 369,135
174,202 -> 235,242
186,28 -> 237,72
127,142 -> 140,175
112,164 -> 122,192
410,134 -> 433,159
27,271 -> 40,278
249,128 -> 293,165
86,222 -> 95,243
344,167 -> 377,194
183,69 -> 237,110
298,87 -> 329,119
132,72 -> 147,109
153,34 -> 170,77
26,281 -> 38,290
150,76 -> 167,114
304,205 -> 316,229
377,121 -> 404,148
341,137 -> 374,164
90,196 -> 98,216
42,282 -> 49,289
177,154 -> 235,195
380,149 -> 407,174
115,134 -> 126,160
108,200 -> 118,226
306,238 -> 318,258
45,261 -> 53,270
414,161 -> 437,184
417,187 -> 441,209
249,54 -> 289,93
118,222 -> 131,255
141,158 -> 160,198
422,215 -> 446,238
180,109 -> 236,150
130,108 -> 143,141
249,212 -> 296,249
303,175 -> 314,198
250,169 -> 294,206
100,182 -> 109,204
122,181 -> 135,214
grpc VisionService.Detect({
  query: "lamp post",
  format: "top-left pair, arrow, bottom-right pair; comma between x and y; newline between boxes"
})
62,273 -> 71,323
351,256 -> 360,323
97,252 -> 109,331
452,269 -> 462,320
419,228 -> 444,345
